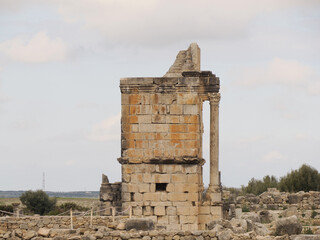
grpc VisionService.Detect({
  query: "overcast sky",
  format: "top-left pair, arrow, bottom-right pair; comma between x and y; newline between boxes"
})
0,0 -> 319,191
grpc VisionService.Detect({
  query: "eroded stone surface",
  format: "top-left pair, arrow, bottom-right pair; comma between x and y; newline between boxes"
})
275,216 -> 302,236
164,43 -> 200,77
125,219 -> 155,231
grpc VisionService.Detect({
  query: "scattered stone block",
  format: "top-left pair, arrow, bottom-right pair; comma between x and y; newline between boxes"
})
275,215 -> 302,236
125,218 -> 155,231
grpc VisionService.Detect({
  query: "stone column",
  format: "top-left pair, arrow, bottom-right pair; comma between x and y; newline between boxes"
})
207,92 -> 221,202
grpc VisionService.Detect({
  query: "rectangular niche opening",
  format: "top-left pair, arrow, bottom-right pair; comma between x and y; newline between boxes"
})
156,183 -> 168,192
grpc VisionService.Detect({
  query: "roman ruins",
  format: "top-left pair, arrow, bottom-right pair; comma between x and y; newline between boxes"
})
100,43 -> 222,230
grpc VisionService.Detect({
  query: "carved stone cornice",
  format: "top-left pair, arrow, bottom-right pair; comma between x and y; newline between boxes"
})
120,72 -> 220,94
118,157 -> 205,165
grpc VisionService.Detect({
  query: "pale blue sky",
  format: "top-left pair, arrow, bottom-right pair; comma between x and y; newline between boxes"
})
0,0 -> 319,191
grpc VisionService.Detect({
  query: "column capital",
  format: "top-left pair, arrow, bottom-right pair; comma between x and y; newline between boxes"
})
208,93 -> 221,104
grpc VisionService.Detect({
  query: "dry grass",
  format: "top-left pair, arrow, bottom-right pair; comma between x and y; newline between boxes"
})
0,197 -> 99,209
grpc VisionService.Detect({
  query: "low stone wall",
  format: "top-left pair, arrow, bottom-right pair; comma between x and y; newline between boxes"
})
1,224 -> 320,240
0,216 -> 121,232
1,215 -> 320,239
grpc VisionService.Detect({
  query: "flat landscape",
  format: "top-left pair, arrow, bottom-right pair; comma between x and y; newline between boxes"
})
0,197 -> 99,209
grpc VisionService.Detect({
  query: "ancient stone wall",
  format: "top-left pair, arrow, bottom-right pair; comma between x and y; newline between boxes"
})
0,216 -> 115,232
119,76 -> 219,164
100,174 -> 122,215
120,163 -> 202,231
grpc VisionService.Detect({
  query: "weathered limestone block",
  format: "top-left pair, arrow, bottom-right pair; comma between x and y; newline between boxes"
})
198,214 -> 213,224
288,194 -> 300,204
283,207 -> 298,218
180,215 -> 197,224
38,228 -> 50,237
207,219 -> 232,230
252,222 -> 270,236
230,218 -> 247,233
275,215 -> 302,236
23,230 -> 37,240
240,212 -> 260,223
125,219 -> 155,231
158,215 -> 169,224
154,206 -> 166,216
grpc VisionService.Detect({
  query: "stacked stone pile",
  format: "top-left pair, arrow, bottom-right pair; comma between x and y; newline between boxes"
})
234,190 -> 320,211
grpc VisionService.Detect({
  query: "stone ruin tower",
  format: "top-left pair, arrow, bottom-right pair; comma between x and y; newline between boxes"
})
100,43 -> 222,230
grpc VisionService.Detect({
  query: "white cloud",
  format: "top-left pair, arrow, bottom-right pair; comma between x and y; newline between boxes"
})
9,120 -> 39,130
0,94 -> 9,104
76,102 -> 100,109
87,113 -> 121,141
295,133 -> 310,141
0,32 -> 67,63
54,0 -> 320,45
65,160 -> 76,166
0,70 -> 10,104
307,81 -> 320,96
237,135 -> 265,145
0,0 -> 52,12
235,58 -> 320,95
262,151 -> 287,163
0,0 -> 29,12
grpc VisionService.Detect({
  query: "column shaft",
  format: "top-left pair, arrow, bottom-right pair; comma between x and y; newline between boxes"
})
209,93 -> 221,189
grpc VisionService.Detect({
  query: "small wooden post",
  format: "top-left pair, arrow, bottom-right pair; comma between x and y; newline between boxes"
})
112,207 -> 115,222
90,207 -> 93,228
70,208 -> 73,230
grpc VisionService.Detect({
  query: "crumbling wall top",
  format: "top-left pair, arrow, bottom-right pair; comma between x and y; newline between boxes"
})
164,43 -> 200,77
120,43 -> 219,95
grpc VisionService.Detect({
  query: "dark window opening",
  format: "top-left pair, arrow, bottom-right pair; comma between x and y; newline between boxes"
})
130,192 -> 134,201
156,183 -> 168,191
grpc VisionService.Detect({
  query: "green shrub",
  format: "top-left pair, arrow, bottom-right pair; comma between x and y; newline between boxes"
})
242,205 -> 250,212
279,164 -> 320,192
311,210 -> 317,219
303,227 -> 313,235
242,175 -> 278,195
48,202 -> 89,215
20,190 -> 56,215
241,164 -> 320,195
0,204 -> 14,216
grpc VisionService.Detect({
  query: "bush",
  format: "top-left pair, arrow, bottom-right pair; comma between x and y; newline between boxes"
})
240,164 -> 320,195
303,227 -> 313,235
48,202 -> 89,215
242,175 -> 278,195
279,164 -> 320,192
0,204 -> 14,216
242,205 -> 250,212
20,190 -> 56,215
